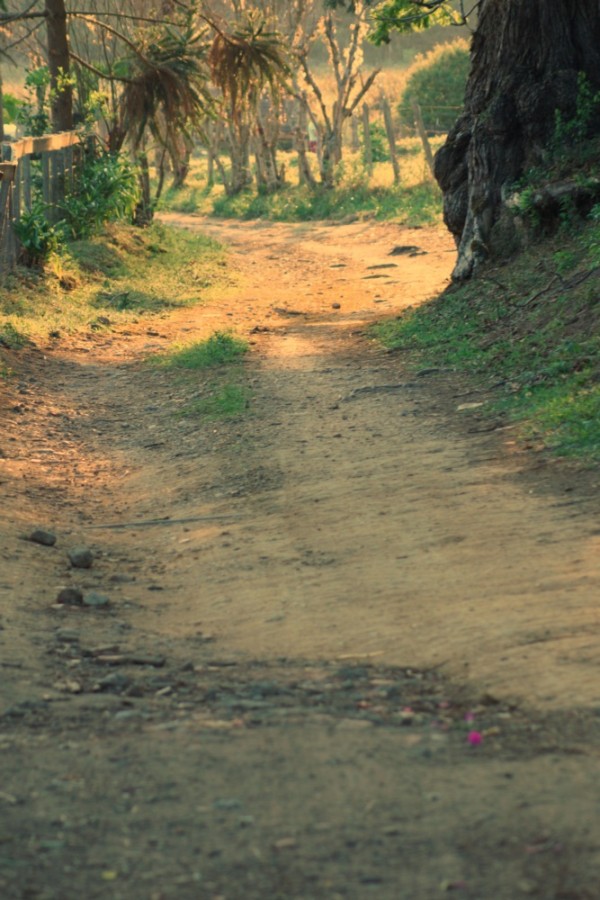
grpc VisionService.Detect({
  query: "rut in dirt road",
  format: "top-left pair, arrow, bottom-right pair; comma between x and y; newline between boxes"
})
1,219 -> 600,900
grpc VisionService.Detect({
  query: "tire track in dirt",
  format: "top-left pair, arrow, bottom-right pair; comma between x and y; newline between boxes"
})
1,218 -> 600,899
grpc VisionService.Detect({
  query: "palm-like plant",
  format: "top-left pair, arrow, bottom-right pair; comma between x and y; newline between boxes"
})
208,13 -> 290,119
119,22 -> 214,152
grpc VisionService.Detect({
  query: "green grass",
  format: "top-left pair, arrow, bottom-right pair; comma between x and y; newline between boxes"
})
180,383 -> 250,419
0,223 -> 230,340
153,332 -> 249,370
208,180 -> 441,225
372,213 -> 600,461
0,322 -> 30,350
159,146 -> 443,227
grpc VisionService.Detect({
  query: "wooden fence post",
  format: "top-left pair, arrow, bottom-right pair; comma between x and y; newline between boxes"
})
350,116 -> 360,152
381,96 -> 400,185
0,163 -> 18,274
412,101 -> 435,177
362,103 -> 372,172
22,155 -> 32,213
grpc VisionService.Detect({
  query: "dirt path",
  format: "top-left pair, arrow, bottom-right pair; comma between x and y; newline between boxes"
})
1,217 -> 599,899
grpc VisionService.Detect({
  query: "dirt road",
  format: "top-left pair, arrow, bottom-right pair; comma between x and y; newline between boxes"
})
1,217 -> 599,899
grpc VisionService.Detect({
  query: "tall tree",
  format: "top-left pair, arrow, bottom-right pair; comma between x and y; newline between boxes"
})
45,0 -> 73,130
372,0 -> 600,279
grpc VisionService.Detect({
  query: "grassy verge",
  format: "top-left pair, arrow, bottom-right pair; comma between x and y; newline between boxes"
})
0,223 -> 230,345
372,211 -> 600,461
159,146 -> 442,226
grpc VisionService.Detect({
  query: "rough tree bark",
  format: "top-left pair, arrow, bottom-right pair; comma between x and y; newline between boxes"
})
45,0 -> 73,132
434,0 -> 600,280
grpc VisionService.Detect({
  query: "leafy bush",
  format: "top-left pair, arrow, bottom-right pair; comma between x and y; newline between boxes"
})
14,204 -> 63,267
2,92 -> 23,124
61,152 -> 139,239
364,123 -> 390,163
398,40 -> 470,134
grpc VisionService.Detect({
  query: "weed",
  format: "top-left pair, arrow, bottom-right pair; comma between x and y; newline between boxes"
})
0,322 -> 30,350
180,383 -> 250,419
154,332 -> 249,369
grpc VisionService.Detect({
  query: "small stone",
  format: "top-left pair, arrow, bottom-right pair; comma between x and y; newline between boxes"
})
56,588 -> 84,606
456,402 -> 485,411
109,574 -> 136,584
29,529 -> 57,547
83,592 -> 110,609
55,628 -> 80,643
273,837 -> 297,850
213,798 -> 242,811
96,673 -> 130,692
416,367 -> 442,377
68,547 -> 94,569
332,303 -> 341,310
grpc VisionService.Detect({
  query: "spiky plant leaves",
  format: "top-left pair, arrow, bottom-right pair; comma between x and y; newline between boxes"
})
120,23 -> 214,151
208,13 -> 289,117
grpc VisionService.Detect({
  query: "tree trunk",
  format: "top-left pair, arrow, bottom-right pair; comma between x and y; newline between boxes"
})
435,0 -> 600,280
45,0 -> 73,132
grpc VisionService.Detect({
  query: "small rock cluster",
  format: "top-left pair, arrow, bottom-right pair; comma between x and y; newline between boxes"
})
27,527 -> 111,610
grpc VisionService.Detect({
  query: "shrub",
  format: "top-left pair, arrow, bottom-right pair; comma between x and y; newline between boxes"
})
14,203 -> 63,267
398,40 -> 470,135
60,152 -> 139,239
2,92 -> 24,124
364,123 -> 390,164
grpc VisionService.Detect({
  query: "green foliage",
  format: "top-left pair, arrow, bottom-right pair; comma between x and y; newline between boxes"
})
0,322 -> 29,350
155,332 -> 248,369
398,41 -> 470,133
516,381 -> 600,458
364,123 -> 390,163
2,92 -> 23,124
370,0 -> 460,44
14,204 -> 63,266
551,73 -> 600,156
180,382 -> 250,419
16,66 -> 51,136
61,153 -> 139,240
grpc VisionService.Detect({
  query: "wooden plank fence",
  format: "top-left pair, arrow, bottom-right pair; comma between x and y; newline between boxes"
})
0,131 -> 84,277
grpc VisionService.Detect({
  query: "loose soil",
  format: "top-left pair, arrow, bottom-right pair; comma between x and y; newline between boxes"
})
1,216 -> 599,899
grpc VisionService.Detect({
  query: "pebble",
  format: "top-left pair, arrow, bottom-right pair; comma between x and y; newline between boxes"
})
68,546 -> 94,569
55,628 -> 80,643
332,303 -> 341,310
213,798 -> 242,811
96,673 -> 130,692
29,529 -> 57,547
56,587 -> 84,606
83,592 -> 110,609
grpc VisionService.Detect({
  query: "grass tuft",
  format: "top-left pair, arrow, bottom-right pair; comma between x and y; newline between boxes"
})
180,383 -> 250,419
154,332 -> 248,370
